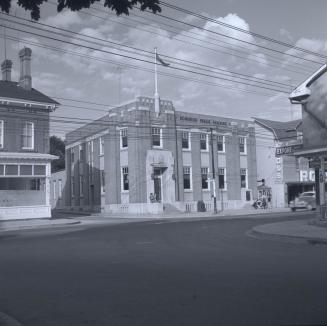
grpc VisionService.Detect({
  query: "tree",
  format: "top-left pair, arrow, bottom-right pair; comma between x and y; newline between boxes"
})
0,0 -> 161,21
50,135 -> 65,173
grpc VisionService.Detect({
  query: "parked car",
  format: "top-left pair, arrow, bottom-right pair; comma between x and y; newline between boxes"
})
289,191 -> 316,211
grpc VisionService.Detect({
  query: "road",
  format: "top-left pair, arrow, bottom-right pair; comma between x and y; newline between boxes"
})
0,212 -> 326,326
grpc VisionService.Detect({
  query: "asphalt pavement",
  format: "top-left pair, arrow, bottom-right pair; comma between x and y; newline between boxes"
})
0,212 -> 326,326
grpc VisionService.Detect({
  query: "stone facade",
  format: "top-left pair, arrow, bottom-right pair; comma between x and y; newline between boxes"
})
64,96 -> 257,214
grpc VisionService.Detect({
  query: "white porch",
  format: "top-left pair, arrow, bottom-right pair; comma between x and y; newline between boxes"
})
0,152 -> 57,220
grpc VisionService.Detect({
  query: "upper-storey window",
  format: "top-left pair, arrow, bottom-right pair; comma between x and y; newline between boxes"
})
71,150 -> 75,165
152,127 -> 162,147
182,132 -> 190,149
239,137 -> 246,154
79,145 -> 84,161
120,129 -> 128,148
100,137 -> 105,155
217,135 -> 225,152
22,122 -> 34,149
200,133 -> 207,151
0,120 -> 3,148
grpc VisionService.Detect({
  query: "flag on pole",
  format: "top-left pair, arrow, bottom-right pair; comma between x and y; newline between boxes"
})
156,53 -> 170,67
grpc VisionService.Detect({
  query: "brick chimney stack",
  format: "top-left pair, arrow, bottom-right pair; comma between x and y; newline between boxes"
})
19,47 -> 32,90
1,59 -> 13,81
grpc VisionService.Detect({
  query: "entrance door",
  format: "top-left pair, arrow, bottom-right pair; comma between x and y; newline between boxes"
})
154,176 -> 162,202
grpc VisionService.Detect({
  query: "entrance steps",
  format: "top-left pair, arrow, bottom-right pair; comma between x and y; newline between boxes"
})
163,203 -> 181,215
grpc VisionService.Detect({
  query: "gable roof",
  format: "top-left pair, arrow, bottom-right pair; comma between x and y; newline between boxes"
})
0,80 -> 59,105
254,117 -> 302,141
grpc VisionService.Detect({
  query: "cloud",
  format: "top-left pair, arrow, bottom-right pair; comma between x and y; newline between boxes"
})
42,11 -> 82,28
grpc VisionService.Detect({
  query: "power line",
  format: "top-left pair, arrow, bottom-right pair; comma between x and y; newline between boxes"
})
139,7 -> 324,65
2,13 -> 296,90
87,4 -> 313,77
160,1 -> 327,60
1,33 -> 278,97
0,21 -> 290,94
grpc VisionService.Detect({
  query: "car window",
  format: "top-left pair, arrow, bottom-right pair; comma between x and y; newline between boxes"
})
300,192 -> 315,197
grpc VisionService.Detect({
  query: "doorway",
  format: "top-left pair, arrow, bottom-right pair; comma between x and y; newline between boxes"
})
153,168 -> 162,202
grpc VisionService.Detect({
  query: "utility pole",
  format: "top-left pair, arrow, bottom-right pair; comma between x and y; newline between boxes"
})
210,128 -> 217,214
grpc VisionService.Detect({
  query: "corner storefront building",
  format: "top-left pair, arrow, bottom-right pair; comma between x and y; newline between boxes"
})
289,64 -> 327,211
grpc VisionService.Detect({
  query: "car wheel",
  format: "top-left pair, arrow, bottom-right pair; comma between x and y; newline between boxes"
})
291,207 -> 296,212
307,204 -> 313,210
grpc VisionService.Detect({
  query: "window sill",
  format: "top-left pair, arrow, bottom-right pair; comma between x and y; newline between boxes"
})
240,153 -> 247,156
184,189 -> 193,192
182,148 -> 191,152
200,150 -> 209,153
120,147 -> 128,151
121,190 -> 129,194
218,151 -> 226,154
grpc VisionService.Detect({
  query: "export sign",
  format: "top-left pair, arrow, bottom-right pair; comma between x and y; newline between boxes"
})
275,144 -> 303,157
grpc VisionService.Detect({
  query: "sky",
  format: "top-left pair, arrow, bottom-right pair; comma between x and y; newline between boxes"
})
1,0 -> 327,138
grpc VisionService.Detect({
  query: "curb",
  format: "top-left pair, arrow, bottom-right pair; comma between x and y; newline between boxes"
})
0,312 -> 22,326
250,226 -> 327,245
0,220 -> 81,233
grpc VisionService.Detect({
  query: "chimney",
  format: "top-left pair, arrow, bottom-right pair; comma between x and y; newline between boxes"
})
1,59 -> 13,81
19,47 -> 32,90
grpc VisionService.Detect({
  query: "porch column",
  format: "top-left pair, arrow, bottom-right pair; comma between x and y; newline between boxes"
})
46,163 -> 51,206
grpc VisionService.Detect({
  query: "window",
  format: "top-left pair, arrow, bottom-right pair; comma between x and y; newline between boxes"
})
152,127 -> 162,147
200,133 -> 207,151
71,176 -> 75,198
201,167 -> 209,189
239,137 -> 246,154
183,166 -> 191,190
6,165 -> 18,175
79,176 -> 84,197
79,145 -> 84,161
20,165 -> 32,175
34,165 -> 46,176
100,137 -> 105,155
122,167 -> 129,191
22,122 -> 34,149
240,168 -> 247,188
71,150 -> 75,164
120,129 -> 128,148
58,179 -> 62,199
53,180 -> 57,200
0,120 -> 3,148
182,132 -> 190,149
30,178 -> 41,190
217,135 -> 225,152
218,168 -> 226,189
101,170 -> 105,194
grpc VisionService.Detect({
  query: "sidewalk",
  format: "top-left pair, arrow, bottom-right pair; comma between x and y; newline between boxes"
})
252,218 -> 327,243
0,207 -> 300,233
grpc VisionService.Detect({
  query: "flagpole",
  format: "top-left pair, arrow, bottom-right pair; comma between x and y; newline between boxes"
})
154,47 -> 160,114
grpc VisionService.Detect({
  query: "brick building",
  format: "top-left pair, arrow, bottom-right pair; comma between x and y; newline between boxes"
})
0,48 -> 59,220
62,96 -> 257,214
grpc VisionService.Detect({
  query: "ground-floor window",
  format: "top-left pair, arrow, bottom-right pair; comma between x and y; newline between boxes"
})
240,168 -> 247,188
201,167 -> 209,189
101,170 -> 105,194
218,168 -> 226,189
122,167 -> 129,191
183,166 -> 191,190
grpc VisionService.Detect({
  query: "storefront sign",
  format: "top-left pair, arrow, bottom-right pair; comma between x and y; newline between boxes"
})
275,144 -> 303,156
